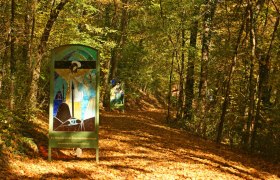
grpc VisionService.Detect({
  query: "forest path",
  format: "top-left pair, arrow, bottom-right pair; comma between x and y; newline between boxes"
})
2,109 -> 280,179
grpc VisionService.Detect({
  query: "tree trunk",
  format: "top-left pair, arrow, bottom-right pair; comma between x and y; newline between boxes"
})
216,4 -> 249,143
246,55 -> 256,150
101,3 -> 112,108
261,17 -> 279,106
9,0 -> 16,110
198,0 -> 218,135
109,0 -> 128,81
251,16 -> 279,150
198,0 -> 218,99
245,2 -> 257,150
167,51 -> 175,123
28,0 -> 69,110
176,27 -> 185,121
20,0 -> 36,108
159,0 -> 174,123
184,5 -> 200,122
0,27 -> 11,97
23,0 -> 36,66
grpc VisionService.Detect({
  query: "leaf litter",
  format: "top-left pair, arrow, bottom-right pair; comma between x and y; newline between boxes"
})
1,109 -> 280,179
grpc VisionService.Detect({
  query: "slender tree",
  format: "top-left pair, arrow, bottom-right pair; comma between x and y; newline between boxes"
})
184,3 -> 201,122
252,4 -> 279,151
0,2 -> 10,97
28,0 -> 70,110
216,3 -> 249,143
109,0 -> 128,81
198,0 -> 218,99
176,8 -> 187,120
9,0 -> 16,110
198,0 -> 218,137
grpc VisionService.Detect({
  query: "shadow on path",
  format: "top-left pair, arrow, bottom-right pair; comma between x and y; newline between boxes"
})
100,110 -> 280,179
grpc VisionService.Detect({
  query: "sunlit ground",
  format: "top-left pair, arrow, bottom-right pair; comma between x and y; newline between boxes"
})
2,109 -> 280,179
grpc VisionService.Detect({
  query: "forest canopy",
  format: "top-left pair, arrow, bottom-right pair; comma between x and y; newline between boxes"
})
0,0 -> 279,161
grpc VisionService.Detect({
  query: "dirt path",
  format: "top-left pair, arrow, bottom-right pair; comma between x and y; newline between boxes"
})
2,109 -> 280,179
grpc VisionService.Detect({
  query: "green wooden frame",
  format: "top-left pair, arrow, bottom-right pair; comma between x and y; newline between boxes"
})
48,44 -> 99,162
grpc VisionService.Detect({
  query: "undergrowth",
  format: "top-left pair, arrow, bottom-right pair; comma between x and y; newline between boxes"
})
0,103 -> 39,157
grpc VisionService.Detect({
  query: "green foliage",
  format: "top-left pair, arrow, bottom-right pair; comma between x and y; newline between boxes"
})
254,106 -> 280,161
118,42 -> 147,90
0,0 -> 279,162
0,103 -> 38,156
